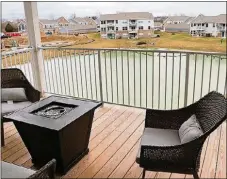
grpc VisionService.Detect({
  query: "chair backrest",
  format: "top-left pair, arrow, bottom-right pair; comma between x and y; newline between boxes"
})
195,91 -> 227,134
1,68 -> 41,102
1,68 -> 30,89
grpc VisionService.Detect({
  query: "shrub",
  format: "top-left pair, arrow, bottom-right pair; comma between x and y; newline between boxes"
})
136,41 -> 147,45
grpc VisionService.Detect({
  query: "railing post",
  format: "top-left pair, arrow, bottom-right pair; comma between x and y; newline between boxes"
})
184,53 -> 190,107
98,50 -> 104,106
24,2 -> 46,94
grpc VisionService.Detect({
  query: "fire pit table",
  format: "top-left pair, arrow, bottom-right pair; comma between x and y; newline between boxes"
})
4,95 -> 101,174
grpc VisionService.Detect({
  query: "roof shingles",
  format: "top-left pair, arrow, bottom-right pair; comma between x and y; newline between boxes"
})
100,12 -> 153,20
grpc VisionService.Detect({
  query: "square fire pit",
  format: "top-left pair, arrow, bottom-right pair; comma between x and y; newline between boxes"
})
4,96 -> 101,174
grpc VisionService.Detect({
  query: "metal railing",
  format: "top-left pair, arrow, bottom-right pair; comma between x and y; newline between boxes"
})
1,48 -> 35,86
1,47 -> 227,110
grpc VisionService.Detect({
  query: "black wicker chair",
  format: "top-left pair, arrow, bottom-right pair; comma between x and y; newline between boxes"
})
1,68 -> 41,146
28,159 -> 56,179
136,91 -> 227,179
2,159 -> 56,179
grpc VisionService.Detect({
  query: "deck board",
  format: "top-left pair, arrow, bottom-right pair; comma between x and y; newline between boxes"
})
1,104 -> 226,179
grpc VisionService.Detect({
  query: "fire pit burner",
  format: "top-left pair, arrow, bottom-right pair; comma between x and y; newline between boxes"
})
31,101 -> 77,119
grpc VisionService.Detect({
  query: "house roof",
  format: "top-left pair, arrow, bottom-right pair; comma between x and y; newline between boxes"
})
191,14 -> 227,24
100,12 -> 153,20
165,16 -> 192,22
56,16 -> 69,23
71,17 -> 87,23
59,24 -> 97,33
214,14 -> 226,23
39,19 -> 58,25
184,17 -> 195,23
69,17 -> 97,26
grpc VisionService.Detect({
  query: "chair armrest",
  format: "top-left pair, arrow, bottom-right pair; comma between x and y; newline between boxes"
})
145,103 -> 196,130
28,159 -> 56,179
26,87 -> 41,102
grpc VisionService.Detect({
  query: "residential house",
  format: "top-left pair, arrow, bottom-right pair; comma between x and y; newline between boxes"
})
59,24 -> 97,34
17,20 -> 27,32
163,16 -> 194,33
39,19 -> 59,34
100,12 -> 154,39
63,17 -> 97,34
190,14 -> 226,38
57,16 -> 70,27
164,16 -> 193,24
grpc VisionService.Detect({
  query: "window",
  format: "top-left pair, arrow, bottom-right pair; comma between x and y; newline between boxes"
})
148,26 -> 151,30
213,23 -> 215,27
138,21 -> 143,23
101,28 -> 106,31
191,23 -> 193,27
202,23 -> 204,26
122,21 -> 128,24
101,21 -> 106,24
139,26 -> 143,30
206,23 -> 208,27
116,20 -> 118,24
116,27 -> 118,31
123,27 -> 128,30
130,27 -> 136,30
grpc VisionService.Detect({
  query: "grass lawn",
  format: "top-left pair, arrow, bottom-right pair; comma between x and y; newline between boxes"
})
70,32 -> 226,53
2,32 -> 226,53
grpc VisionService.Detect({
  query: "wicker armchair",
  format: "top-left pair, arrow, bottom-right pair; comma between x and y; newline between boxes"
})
1,68 -> 41,146
28,159 -> 57,178
136,91 -> 227,179
2,159 -> 56,179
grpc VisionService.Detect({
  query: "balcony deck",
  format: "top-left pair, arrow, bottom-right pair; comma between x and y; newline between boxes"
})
1,104 -> 226,178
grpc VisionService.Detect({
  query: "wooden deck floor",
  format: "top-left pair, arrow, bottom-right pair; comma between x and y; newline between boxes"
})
1,104 -> 226,178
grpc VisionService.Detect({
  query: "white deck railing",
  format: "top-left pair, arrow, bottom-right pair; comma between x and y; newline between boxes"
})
1,47 -> 227,109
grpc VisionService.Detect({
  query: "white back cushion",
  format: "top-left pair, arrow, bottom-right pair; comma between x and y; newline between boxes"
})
179,114 -> 203,144
2,88 -> 27,102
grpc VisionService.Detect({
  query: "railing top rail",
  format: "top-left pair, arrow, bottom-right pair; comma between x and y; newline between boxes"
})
38,46 -> 227,56
1,47 -> 33,56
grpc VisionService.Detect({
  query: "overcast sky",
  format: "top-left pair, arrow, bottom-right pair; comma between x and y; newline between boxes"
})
1,1 -> 226,20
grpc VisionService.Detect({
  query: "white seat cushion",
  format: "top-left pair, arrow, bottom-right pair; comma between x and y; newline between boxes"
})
1,101 -> 32,117
1,161 -> 35,178
136,128 -> 181,164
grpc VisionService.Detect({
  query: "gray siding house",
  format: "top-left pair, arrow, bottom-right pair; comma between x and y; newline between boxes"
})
190,14 -> 226,38
100,12 -> 154,39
